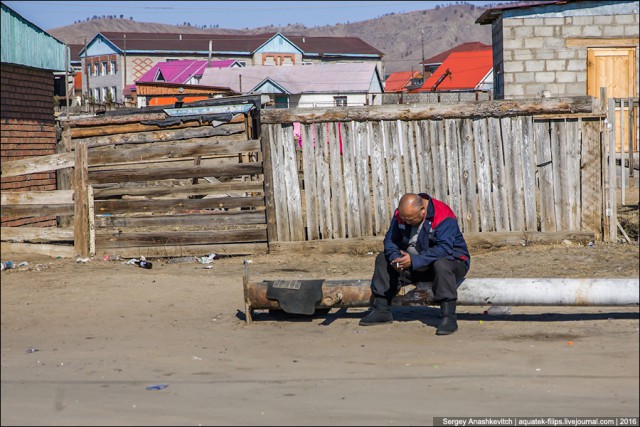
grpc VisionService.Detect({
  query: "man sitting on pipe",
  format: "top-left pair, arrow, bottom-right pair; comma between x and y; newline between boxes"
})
360,193 -> 471,335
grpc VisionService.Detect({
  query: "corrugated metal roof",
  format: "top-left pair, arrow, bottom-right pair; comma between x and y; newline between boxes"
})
200,63 -> 381,94
286,35 -> 383,56
412,50 -> 492,92
86,32 -> 383,57
421,41 -> 491,65
476,1 -> 572,24
475,0 -> 637,24
136,59 -> 236,84
1,2 -> 67,71
384,71 -> 421,93
98,32 -> 270,54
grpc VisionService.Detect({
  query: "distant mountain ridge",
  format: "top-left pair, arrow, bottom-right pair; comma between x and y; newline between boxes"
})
47,3 -> 494,74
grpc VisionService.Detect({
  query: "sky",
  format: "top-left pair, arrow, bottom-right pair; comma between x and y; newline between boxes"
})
3,1 -> 498,31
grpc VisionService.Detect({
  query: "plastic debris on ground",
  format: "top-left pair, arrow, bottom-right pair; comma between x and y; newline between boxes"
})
484,306 -> 512,316
126,256 -> 147,265
197,254 -> 218,264
26,347 -> 38,353
145,384 -> 169,390
76,257 -> 90,264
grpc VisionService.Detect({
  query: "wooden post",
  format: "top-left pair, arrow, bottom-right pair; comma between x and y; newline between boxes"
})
88,184 -> 95,258
620,98 -> 625,206
260,124 -> 278,248
607,98 -> 617,242
628,97 -> 635,189
73,141 -> 89,257
56,125 -> 73,227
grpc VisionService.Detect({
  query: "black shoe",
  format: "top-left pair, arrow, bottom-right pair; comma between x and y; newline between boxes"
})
359,297 -> 393,326
436,300 -> 458,335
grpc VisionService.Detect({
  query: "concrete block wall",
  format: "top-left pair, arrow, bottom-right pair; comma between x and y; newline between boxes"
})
1,63 -> 58,227
500,9 -> 639,99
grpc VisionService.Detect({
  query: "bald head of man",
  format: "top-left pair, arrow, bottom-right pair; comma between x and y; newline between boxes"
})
398,193 -> 426,227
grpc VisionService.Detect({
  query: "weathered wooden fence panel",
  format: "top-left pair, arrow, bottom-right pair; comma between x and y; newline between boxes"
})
261,98 -> 606,243
7,95 -> 269,258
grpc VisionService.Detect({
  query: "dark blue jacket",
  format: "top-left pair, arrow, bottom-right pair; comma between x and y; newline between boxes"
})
383,193 -> 470,271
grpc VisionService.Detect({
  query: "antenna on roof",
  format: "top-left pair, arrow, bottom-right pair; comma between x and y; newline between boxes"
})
179,34 -> 182,40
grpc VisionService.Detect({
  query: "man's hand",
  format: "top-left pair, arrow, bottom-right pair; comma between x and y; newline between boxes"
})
391,251 -> 412,271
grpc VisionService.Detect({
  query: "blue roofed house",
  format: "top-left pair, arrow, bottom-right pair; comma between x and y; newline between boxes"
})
80,32 -> 383,107
1,2 -> 69,227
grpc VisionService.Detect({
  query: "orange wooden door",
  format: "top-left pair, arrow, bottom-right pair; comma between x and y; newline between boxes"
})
587,48 -> 637,152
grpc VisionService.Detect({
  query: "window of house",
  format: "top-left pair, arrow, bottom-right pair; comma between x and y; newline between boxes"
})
111,86 -> 118,101
87,64 -> 92,77
101,61 -> 108,76
334,96 -> 347,107
102,87 -> 109,102
282,56 -> 294,66
274,95 -> 289,108
94,88 -> 100,103
264,56 -> 276,66
110,60 -> 116,75
236,60 -> 247,67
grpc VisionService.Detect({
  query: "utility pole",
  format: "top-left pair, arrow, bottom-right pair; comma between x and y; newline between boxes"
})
421,29 -> 425,77
208,40 -> 212,67
123,34 -> 127,105
83,37 -> 90,104
65,45 -> 70,118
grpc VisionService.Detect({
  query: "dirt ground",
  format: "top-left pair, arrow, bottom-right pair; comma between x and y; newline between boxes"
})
1,191 -> 639,426
1,244 -> 638,425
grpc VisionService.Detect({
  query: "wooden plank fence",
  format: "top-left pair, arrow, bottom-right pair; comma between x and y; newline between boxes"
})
260,97 -> 609,248
3,96 -> 628,258
1,95 -> 269,258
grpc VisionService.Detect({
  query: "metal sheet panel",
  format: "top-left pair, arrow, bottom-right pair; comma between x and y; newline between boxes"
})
1,3 -> 67,71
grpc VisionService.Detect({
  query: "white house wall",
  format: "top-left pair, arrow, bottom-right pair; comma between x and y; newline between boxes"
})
296,93 -> 371,108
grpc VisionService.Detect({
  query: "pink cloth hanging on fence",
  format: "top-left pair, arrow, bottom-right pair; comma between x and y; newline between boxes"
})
293,122 -> 302,147
325,122 -> 344,155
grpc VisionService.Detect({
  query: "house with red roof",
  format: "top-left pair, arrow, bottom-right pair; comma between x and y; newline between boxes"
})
384,70 -> 423,93
409,49 -> 493,93
420,41 -> 491,77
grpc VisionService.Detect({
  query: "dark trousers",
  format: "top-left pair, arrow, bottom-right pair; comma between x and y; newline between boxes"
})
370,251 -> 469,303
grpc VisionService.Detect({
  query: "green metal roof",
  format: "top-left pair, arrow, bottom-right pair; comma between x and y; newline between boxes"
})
1,2 -> 67,71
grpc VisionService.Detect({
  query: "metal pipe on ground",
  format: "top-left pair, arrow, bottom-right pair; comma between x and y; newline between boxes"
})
242,269 -> 639,323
